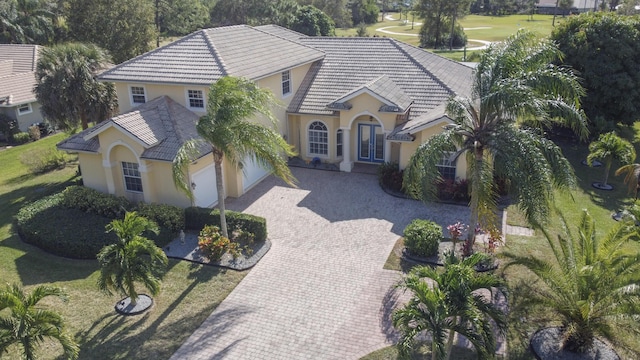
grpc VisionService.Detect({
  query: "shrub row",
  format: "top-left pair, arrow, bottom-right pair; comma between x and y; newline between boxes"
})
185,207 -> 267,242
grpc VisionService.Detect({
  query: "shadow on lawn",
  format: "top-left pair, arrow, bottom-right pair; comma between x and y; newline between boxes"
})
76,263 -> 250,359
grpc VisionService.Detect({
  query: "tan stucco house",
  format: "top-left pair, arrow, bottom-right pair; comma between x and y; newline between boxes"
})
0,44 -> 44,132
57,25 -> 473,208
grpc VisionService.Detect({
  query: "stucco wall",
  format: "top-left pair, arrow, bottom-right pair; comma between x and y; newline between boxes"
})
11,102 -> 44,131
78,152 -> 108,193
115,83 -> 209,114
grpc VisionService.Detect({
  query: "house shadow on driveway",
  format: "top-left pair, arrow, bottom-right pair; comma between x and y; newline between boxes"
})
226,167 -> 471,236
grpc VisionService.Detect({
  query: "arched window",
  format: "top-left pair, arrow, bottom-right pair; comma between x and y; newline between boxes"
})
336,129 -> 343,157
308,121 -> 328,155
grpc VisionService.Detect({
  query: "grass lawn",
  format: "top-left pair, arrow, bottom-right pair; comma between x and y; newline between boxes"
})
335,13 -> 565,61
0,134 -> 246,359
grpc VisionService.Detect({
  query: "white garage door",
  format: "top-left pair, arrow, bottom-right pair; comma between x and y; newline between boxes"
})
191,164 -> 218,208
242,156 -> 270,192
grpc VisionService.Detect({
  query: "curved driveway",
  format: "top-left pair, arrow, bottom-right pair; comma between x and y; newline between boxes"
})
171,167 -> 470,359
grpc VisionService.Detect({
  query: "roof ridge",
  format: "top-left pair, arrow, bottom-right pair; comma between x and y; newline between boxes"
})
31,45 -> 40,72
202,28 -> 229,76
388,39 -> 456,96
252,25 -> 325,56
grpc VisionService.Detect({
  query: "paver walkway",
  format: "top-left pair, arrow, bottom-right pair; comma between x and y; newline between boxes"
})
170,167 -> 472,360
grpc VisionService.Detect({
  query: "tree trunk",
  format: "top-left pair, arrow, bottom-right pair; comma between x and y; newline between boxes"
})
552,0 -> 559,26
444,317 -> 458,360
214,154 -> 228,238
466,147 -> 484,251
603,159 -> 612,186
80,109 -> 88,130
449,7 -> 457,51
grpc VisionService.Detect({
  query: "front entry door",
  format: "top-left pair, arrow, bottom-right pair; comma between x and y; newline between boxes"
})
358,124 -> 384,163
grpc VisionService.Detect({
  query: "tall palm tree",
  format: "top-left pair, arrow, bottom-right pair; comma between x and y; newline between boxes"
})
501,210 -> 640,353
97,211 -> 168,307
0,284 -> 79,360
172,76 -> 296,238
587,131 -> 635,189
404,30 -> 588,249
34,43 -> 118,131
393,254 -> 507,360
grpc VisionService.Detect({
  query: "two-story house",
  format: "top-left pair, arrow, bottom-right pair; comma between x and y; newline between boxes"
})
57,25 -> 473,208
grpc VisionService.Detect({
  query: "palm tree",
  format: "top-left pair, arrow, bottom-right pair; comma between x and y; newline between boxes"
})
393,254 -> 507,359
587,131 -> 635,189
97,211 -> 168,307
0,284 -> 79,360
615,162 -> 640,198
34,42 -> 118,131
501,210 -> 640,353
172,76 -> 296,238
404,30 -> 588,250
0,0 -> 56,44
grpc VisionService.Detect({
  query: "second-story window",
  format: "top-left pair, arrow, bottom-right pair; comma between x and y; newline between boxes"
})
130,86 -> 146,105
187,90 -> 204,109
282,70 -> 291,96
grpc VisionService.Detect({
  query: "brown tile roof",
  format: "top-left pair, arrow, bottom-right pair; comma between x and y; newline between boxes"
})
288,37 -> 473,120
99,25 -> 324,85
0,44 -> 40,106
58,96 -> 208,162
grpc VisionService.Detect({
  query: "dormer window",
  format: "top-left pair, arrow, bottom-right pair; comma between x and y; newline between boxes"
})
282,70 -> 291,96
130,86 -> 146,105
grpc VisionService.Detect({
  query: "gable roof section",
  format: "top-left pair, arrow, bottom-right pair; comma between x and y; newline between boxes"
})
255,25 -> 308,42
288,37 -> 473,120
0,44 -> 40,107
387,104 -> 452,141
327,75 -> 412,113
58,96 -> 206,162
99,25 -> 324,85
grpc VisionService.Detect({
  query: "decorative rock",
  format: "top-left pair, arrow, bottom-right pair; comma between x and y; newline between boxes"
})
530,327 -> 620,360
581,159 -> 602,167
591,182 -> 613,191
115,294 -> 153,316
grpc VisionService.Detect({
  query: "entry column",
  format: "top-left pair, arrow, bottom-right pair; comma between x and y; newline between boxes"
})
339,127 -> 353,172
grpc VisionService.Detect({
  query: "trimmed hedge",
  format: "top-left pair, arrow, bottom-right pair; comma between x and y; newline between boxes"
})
185,207 -> 267,242
61,186 -> 131,218
137,202 -> 184,233
403,219 -> 442,258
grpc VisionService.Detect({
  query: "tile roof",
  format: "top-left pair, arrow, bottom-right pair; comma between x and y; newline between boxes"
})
255,25 -> 308,42
387,104 -> 452,141
99,25 -> 324,85
0,44 -> 40,106
328,75 -> 412,113
58,96 -> 208,162
288,37 -> 473,120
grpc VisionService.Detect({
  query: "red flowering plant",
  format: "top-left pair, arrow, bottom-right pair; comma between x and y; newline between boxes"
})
446,222 -> 467,257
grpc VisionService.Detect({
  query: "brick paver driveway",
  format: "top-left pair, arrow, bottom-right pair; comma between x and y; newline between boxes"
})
171,167 -> 470,360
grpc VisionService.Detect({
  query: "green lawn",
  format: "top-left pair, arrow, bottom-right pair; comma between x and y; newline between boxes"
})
0,134 -> 246,359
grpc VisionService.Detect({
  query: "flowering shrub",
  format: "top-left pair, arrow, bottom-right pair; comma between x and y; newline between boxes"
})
446,222 -> 467,257
484,225 -> 502,255
198,225 -> 239,261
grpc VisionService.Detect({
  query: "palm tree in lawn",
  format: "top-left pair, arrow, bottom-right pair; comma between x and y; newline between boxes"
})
615,162 -> 640,199
97,211 -> 168,308
587,131 -> 635,190
404,30 -> 587,251
501,210 -> 640,354
0,284 -> 79,360
393,254 -> 507,359
34,43 -> 118,131
172,76 -> 296,238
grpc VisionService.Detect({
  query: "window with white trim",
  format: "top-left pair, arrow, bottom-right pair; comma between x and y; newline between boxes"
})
336,129 -> 343,157
17,103 -> 32,115
130,86 -> 146,105
308,121 -> 328,156
282,70 -> 291,96
187,89 -> 204,109
436,152 -> 457,181
122,162 -> 143,192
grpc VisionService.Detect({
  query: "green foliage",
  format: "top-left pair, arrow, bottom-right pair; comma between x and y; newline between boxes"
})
136,202 -> 185,233
291,5 -> 336,36
0,0 -> 59,44
378,162 -> 404,192
0,284 -> 79,360
60,185 -> 131,219
0,114 -> 18,142
587,131 -> 636,186
19,148 -> 68,174
185,207 -> 267,242
420,18 -> 467,49
27,124 -> 40,141
98,212 -> 168,304
15,192 -> 118,259
349,0 -> 379,25
197,225 -> 238,261
67,0 -> 156,64
157,0 -> 209,36
403,219 -> 442,257
12,132 -> 31,144
501,210 -> 640,353
393,254 -> 507,359
551,13 -> 640,127
34,43 -> 118,131
416,0 -> 471,49
355,22 -> 368,36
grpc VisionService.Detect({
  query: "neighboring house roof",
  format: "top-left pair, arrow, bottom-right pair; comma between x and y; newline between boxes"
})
99,25 -> 325,85
58,96 -> 207,162
286,36 -> 473,122
0,44 -> 40,107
